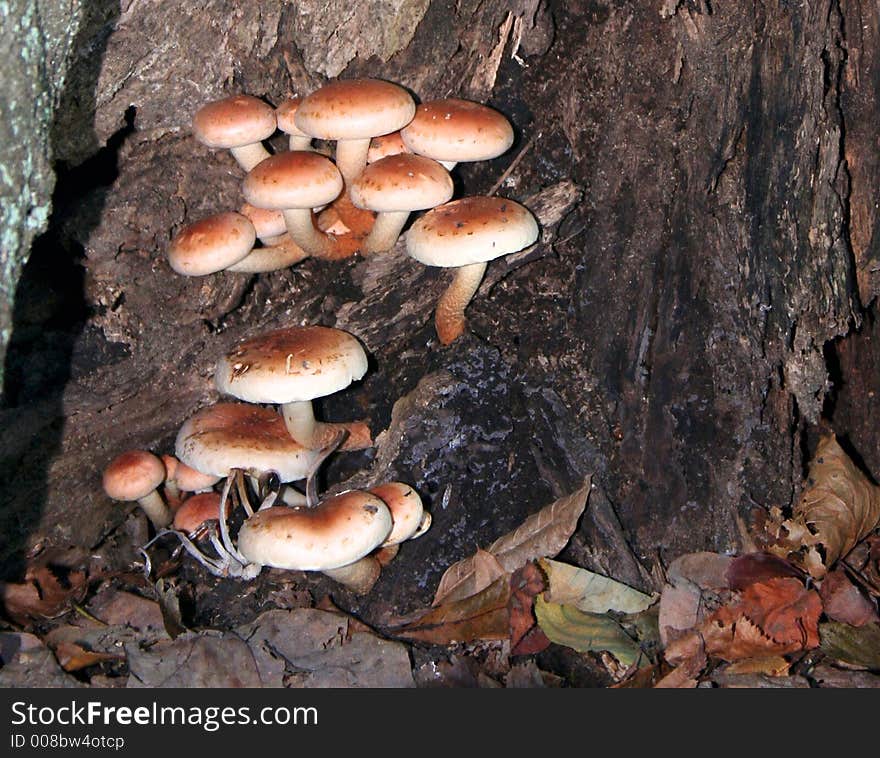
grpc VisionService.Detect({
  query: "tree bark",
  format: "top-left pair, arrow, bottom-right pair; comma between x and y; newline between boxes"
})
1,1 -> 876,616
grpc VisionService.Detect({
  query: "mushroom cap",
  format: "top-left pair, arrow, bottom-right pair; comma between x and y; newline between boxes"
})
240,203 -> 288,240
214,325 -> 368,404
173,462 -> 221,493
236,491 -> 392,571
367,131 -> 410,163
400,98 -> 514,163
192,94 -> 277,149
103,450 -> 166,501
349,154 -> 453,213
167,212 -> 256,276
275,97 -> 310,139
405,196 -> 539,267
175,402 -> 322,482
369,482 -> 427,546
294,79 -> 416,141
242,151 -> 343,210
173,492 -> 227,533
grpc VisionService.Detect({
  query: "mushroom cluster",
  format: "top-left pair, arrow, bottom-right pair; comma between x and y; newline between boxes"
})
168,79 -> 539,344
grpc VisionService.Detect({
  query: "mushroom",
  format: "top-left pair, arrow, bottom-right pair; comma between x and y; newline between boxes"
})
172,492 -> 230,536
369,481 -> 431,547
103,450 -> 172,529
275,97 -> 313,151
405,196 -> 539,344
293,78 -> 416,186
367,130 -> 410,163
239,203 -> 288,243
242,150 -> 363,260
192,94 -> 277,172
400,97 -> 514,170
349,154 -> 453,254
236,489 -> 392,572
213,326 -> 372,451
167,211 -> 256,277
175,402 -> 323,484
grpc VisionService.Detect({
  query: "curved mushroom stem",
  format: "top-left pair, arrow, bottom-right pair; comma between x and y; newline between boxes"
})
289,135 -> 313,151
225,235 -> 310,273
281,401 -> 372,451
137,490 -> 172,529
434,261 -> 488,345
304,428 -> 349,508
362,211 -> 410,254
230,143 -> 271,173
335,138 -> 372,187
322,555 -> 382,595
281,209 -> 363,260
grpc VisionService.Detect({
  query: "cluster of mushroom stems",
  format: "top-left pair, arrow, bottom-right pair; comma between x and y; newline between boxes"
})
168,78 -> 539,344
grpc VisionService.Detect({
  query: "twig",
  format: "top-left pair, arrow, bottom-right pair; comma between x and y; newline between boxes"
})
488,135 -> 536,196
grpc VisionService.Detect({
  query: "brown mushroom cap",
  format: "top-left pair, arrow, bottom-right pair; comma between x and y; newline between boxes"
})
240,203 -> 288,240
175,402 -> 322,482
368,482 -> 428,546
192,95 -> 277,149
400,98 -> 514,163
242,151 -> 343,210
275,97 -> 310,140
236,491 -> 392,570
214,325 -> 368,405
350,154 -> 453,213
367,131 -> 410,163
294,79 -> 416,141
406,196 -> 539,267
167,211 -> 256,276
103,450 -> 166,502
173,492 -> 228,534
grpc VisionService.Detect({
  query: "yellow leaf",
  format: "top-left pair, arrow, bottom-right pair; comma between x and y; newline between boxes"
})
539,558 -> 657,614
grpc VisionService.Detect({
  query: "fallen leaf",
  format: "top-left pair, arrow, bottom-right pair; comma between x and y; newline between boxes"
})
388,575 -> 511,645
433,478 -> 591,605
53,642 -> 124,673
818,568 -> 879,627
710,672 -> 810,688
818,621 -> 880,670
534,595 -> 643,668
667,551 -> 734,589
809,664 -> 880,688
768,435 -> 880,578
509,562 -> 550,656
0,632 -> 83,688
540,557 -> 656,614
653,650 -> 706,688
702,578 -> 822,661
722,655 -> 791,677
0,562 -> 88,626
726,552 -> 804,590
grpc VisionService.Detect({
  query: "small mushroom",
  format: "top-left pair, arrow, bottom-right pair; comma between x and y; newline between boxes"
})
367,130 -> 410,163
400,97 -> 514,170
103,450 -> 172,528
406,196 -> 539,344
167,211 -> 256,277
350,154 -> 453,254
172,492 -> 230,536
369,482 -> 431,547
275,97 -> 313,151
242,150 -> 362,260
213,326 -> 372,451
294,79 -> 416,186
192,94 -> 277,172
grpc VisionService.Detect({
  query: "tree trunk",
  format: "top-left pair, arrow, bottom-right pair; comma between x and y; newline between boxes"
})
1,0 -> 877,617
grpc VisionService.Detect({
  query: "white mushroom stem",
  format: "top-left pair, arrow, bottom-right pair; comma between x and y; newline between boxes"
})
335,138 -> 372,186
230,143 -> 271,173
281,209 -> 338,259
279,486 -> 308,506
322,555 -> 382,595
434,261 -> 488,345
225,235 -> 310,273
289,135 -> 313,151
281,401 -> 372,452
362,210 -> 410,254
136,490 -> 173,529
439,160 -> 457,171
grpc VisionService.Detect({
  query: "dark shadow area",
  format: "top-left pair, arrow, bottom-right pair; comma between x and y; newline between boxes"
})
0,1 -> 125,582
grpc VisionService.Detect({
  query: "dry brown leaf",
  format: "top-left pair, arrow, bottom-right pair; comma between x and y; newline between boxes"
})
726,552 -> 804,590
388,575 -> 512,645
432,478 -> 591,606
703,577 -> 821,661
509,562 -> 550,656
769,435 -> 880,578
654,650 -> 707,688
53,642 -> 124,673
818,568 -> 880,627
0,563 -> 88,626
722,655 -> 791,677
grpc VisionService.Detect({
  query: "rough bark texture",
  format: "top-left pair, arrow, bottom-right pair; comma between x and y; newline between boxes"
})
1,0 -> 878,623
